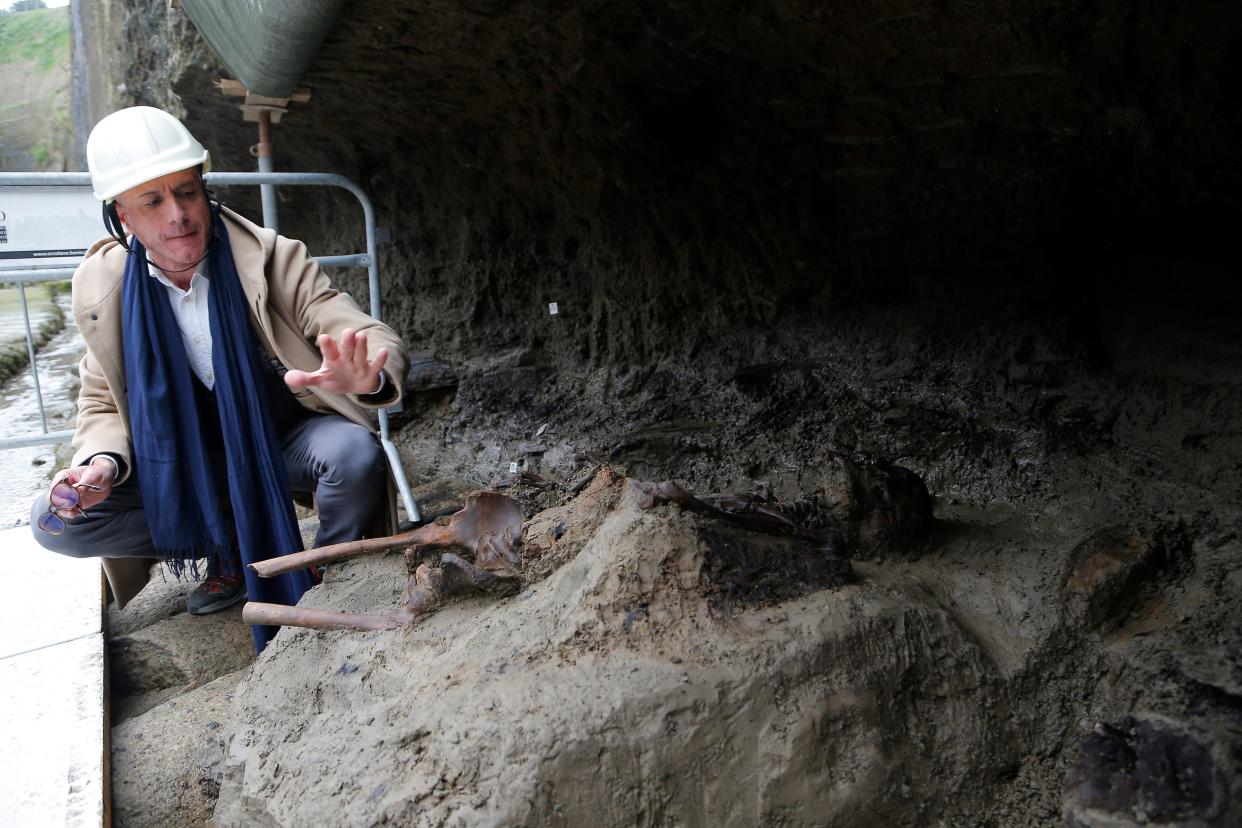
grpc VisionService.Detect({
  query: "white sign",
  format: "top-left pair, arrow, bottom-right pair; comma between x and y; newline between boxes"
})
0,187 -> 103,267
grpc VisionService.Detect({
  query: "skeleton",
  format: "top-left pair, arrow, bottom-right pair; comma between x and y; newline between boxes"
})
242,491 -> 525,632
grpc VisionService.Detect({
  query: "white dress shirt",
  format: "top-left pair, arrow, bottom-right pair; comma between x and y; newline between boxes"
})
150,261 -> 216,389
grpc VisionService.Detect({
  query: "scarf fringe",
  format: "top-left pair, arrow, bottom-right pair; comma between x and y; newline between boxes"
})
158,543 -> 238,580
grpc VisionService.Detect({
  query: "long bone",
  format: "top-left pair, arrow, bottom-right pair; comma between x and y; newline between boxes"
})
248,491 -> 524,578
242,553 -> 522,632
243,563 -> 442,631
242,492 -> 524,633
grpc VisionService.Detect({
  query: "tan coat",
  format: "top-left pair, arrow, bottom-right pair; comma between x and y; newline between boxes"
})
70,206 -> 408,607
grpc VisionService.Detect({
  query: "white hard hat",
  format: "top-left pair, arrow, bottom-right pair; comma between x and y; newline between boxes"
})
86,106 -> 211,202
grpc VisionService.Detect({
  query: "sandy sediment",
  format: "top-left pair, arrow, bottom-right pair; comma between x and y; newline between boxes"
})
209,456 -> 1241,826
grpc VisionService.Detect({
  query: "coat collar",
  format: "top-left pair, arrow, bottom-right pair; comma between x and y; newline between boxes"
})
72,204 -> 275,318
221,205 -> 275,305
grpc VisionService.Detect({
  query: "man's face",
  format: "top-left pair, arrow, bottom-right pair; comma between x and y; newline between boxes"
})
113,167 -> 211,273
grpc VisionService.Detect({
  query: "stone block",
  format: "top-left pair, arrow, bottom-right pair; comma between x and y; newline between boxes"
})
111,669 -> 248,828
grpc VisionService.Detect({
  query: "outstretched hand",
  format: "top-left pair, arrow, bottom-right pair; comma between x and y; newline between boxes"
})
283,328 -> 389,396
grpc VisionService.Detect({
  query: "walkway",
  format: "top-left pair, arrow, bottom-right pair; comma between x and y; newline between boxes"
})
0,524 -> 107,827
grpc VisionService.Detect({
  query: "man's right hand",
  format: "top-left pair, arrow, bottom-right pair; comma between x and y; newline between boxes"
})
48,457 -> 116,518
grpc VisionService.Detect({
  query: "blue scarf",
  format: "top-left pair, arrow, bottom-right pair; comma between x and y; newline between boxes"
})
122,210 -> 313,652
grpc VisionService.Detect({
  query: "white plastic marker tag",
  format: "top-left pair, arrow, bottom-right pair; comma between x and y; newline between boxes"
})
548,302 -> 559,315
509,462 -> 519,474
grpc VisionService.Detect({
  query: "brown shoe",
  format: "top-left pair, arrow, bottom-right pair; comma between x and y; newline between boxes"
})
187,574 -> 246,615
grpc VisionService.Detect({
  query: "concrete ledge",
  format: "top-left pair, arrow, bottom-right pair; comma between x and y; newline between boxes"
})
0,524 -> 107,827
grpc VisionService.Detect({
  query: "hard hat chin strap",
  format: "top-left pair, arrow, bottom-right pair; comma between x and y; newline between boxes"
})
102,200 -> 128,250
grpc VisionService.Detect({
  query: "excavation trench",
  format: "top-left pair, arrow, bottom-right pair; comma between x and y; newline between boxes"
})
78,1 -> 1242,824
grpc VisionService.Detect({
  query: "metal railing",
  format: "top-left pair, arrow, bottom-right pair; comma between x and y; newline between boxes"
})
0,171 -> 420,522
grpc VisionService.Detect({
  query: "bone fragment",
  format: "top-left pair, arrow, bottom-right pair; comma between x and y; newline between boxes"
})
249,530 -> 423,578
250,491 -> 525,578
632,479 -> 815,538
439,552 -> 521,597
242,602 -> 407,632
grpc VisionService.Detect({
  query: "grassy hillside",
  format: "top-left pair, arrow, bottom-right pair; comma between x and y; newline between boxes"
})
0,6 -> 72,171
0,7 -> 70,72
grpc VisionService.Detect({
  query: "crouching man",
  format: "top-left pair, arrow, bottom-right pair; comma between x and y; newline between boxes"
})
30,106 -> 408,651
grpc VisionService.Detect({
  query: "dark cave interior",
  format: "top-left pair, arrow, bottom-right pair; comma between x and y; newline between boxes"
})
81,3 -> 1242,823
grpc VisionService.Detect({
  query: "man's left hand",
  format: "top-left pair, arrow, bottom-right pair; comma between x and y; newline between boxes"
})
284,328 -> 389,396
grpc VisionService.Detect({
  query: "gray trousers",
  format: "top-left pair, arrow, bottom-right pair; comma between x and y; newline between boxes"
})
31,414 -> 387,562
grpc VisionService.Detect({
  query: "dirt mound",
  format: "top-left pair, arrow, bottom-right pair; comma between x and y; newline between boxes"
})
212,471 -> 1062,825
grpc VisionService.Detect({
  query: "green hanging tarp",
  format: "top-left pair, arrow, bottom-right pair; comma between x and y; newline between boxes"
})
179,0 -> 348,98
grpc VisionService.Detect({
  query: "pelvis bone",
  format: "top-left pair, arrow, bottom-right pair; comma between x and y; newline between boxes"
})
242,491 -> 525,633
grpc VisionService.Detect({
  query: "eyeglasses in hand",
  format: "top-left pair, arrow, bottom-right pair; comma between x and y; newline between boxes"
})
37,480 -> 104,536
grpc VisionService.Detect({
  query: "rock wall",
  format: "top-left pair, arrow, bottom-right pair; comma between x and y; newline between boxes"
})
99,1 -> 1241,364
266,0 -> 1240,370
